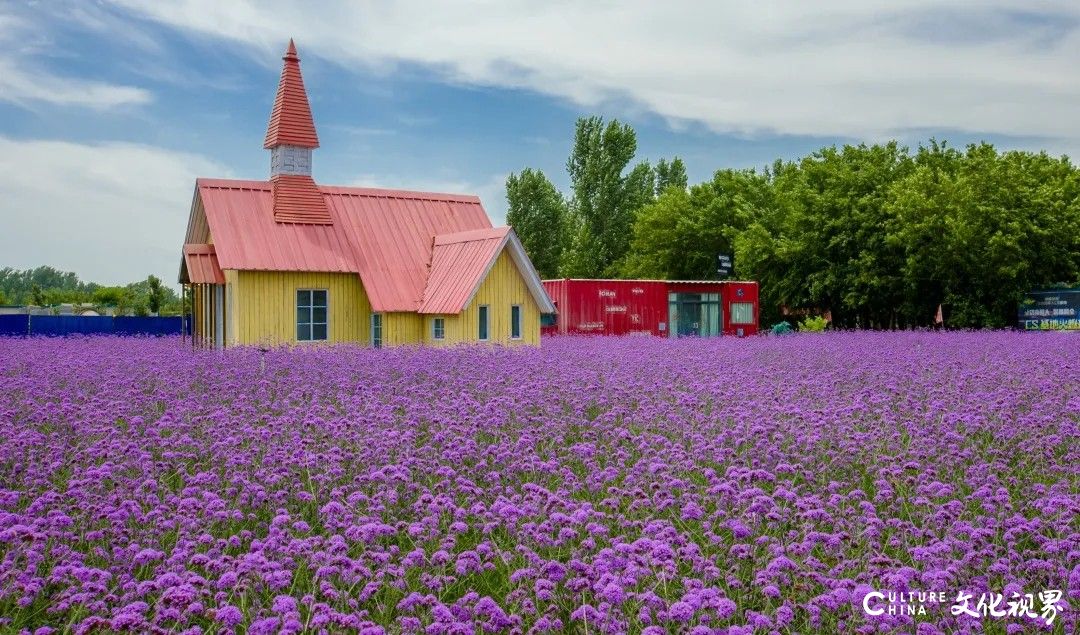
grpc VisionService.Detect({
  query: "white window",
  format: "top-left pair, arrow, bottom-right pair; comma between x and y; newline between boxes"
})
297,289 -> 328,341
432,316 -> 445,340
478,305 -> 489,341
370,313 -> 383,348
510,305 -> 522,339
731,302 -> 755,325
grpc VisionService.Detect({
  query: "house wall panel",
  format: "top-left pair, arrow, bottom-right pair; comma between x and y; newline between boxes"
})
234,271 -> 369,345
383,312 -> 423,347
434,249 -> 540,346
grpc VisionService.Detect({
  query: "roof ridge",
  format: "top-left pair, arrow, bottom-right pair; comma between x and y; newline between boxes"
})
433,226 -> 509,245
318,185 -> 481,202
197,178 -> 486,204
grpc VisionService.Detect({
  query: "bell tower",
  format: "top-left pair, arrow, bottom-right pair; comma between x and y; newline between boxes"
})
263,39 -> 331,224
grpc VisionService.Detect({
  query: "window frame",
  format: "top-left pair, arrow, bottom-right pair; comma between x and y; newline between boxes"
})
370,313 -> 383,348
730,302 -> 755,325
510,304 -> 522,339
432,316 -> 445,341
296,288 -> 329,342
478,304 -> 490,341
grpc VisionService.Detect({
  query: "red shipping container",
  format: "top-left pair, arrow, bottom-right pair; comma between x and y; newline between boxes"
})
542,279 -> 759,337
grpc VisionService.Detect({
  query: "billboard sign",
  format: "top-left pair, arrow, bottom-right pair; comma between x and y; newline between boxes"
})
717,253 -> 733,278
1018,289 -> 1080,331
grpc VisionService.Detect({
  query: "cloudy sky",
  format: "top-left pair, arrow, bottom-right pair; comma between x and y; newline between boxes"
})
1,1 -> 1078,287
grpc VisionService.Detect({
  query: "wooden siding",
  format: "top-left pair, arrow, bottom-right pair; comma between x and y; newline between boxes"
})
224,270 -> 239,347
190,282 -> 220,348
425,249 -> 540,346
382,312 -> 423,347
232,271 -> 370,346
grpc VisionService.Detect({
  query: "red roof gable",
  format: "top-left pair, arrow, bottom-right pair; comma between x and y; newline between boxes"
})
264,39 -> 319,149
181,243 -> 225,284
419,228 -> 510,314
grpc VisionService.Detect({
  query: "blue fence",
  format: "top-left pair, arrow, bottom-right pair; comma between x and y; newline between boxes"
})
0,314 -> 29,336
0,315 -> 184,337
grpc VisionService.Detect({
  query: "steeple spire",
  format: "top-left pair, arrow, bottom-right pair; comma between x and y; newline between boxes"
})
264,38 -> 319,150
264,39 -> 332,225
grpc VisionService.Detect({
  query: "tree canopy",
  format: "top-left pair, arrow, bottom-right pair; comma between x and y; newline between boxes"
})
506,116 -> 687,279
0,266 -> 185,315
505,169 -> 567,279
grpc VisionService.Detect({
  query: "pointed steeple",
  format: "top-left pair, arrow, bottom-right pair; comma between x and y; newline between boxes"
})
264,38 -> 319,150
264,39 -> 332,225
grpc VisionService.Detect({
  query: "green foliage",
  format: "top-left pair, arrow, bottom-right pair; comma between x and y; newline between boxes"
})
654,157 -> 688,196
505,169 -> 567,278
0,266 -> 98,305
504,116 -> 688,280
146,276 -> 166,314
562,116 -> 647,277
798,315 -> 829,332
627,139 -> 1080,328
771,321 -> 793,335
0,289 -> 6,305
92,287 -> 129,307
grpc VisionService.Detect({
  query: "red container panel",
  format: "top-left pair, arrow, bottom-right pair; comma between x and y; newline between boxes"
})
541,279 -> 759,337
721,281 -> 759,336
543,279 -> 668,336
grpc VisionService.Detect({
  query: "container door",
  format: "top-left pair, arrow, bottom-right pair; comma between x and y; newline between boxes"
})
667,292 -> 678,339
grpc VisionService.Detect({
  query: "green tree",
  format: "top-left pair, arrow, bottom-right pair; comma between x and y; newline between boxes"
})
624,168 -> 770,280
30,283 -> 45,306
888,141 -> 1080,327
505,169 -> 567,278
92,286 -> 128,306
563,116 -> 648,277
146,275 -> 166,314
654,157 -> 688,195
622,187 -> 695,278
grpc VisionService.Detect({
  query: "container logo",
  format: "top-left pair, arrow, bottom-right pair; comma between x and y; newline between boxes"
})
631,288 -> 645,294
598,290 -> 616,298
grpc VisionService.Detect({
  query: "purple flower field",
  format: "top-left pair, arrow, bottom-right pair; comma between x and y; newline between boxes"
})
1,333 -> 1077,634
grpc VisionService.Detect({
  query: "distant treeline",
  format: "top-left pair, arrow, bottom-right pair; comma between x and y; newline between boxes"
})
0,266 -> 183,316
507,119 -> 1080,328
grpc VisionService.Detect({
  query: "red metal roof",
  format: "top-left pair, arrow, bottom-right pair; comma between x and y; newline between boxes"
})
264,39 -> 319,149
418,227 -> 510,314
181,244 -> 225,284
195,178 -> 497,312
271,174 -> 332,224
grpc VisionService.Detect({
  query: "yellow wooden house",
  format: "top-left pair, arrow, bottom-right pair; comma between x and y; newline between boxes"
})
178,40 -> 554,349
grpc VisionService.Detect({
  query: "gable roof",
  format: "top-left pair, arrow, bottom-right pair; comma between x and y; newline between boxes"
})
419,228 -> 508,314
264,39 -> 319,149
179,243 -> 225,285
419,228 -> 555,314
187,178 -> 558,313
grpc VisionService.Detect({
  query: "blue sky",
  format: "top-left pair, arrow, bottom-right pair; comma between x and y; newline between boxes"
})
2,1 -> 1079,286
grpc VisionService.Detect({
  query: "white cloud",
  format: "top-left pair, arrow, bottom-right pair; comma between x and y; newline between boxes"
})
0,137 -> 229,286
0,59 -> 152,109
107,0 -> 1080,143
0,8 -> 153,109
